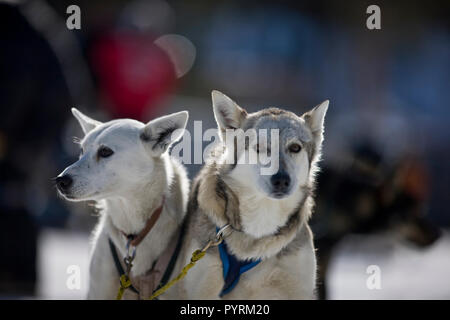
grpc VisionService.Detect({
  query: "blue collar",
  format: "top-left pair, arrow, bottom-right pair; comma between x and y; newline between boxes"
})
217,228 -> 261,297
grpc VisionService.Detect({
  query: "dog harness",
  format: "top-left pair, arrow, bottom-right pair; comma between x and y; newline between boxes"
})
109,224 -> 185,299
108,197 -> 185,299
217,228 -> 261,297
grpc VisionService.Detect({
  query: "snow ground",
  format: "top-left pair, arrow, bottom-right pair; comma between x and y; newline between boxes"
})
37,229 -> 90,299
327,231 -> 450,299
36,228 -> 450,299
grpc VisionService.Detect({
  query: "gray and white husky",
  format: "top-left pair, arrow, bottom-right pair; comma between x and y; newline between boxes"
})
164,91 -> 329,299
55,108 -> 189,299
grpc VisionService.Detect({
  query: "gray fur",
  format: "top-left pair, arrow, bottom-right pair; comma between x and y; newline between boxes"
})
163,91 -> 329,300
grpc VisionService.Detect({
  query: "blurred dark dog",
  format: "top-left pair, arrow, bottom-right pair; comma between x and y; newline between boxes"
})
311,142 -> 441,299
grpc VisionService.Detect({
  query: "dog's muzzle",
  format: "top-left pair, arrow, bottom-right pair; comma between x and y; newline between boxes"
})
270,172 -> 291,197
56,174 -> 73,193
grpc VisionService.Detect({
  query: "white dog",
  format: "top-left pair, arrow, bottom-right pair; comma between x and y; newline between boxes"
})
56,108 -> 189,299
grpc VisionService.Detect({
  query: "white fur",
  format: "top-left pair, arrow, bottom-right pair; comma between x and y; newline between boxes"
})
226,166 -> 305,238
225,137 -> 311,238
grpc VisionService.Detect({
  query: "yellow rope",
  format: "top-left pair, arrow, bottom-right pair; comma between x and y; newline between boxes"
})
116,225 -> 230,300
147,249 -> 206,300
116,274 -> 132,300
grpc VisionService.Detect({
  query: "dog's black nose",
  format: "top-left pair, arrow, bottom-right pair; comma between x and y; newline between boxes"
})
271,172 -> 291,193
56,175 -> 73,192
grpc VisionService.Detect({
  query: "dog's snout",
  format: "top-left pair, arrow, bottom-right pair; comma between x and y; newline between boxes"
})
56,175 -> 73,192
271,172 -> 291,194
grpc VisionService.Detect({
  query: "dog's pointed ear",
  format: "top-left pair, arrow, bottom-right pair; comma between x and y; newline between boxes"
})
140,111 -> 189,156
72,108 -> 102,134
302,100 -> 329,138
212,90 -> 247,140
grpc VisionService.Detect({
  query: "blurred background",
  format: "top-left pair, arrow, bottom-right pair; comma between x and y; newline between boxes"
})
0,0 -> 448,299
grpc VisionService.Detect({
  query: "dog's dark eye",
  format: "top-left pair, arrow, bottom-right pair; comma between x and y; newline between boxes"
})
98,146 -> 114,158
288,143 -> 302,153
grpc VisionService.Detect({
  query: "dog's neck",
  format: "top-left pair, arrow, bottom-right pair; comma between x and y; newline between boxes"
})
103,155 -> 183,276
105,155 -> 172,235
105,187 -> 166,236
224,175 -> 306,238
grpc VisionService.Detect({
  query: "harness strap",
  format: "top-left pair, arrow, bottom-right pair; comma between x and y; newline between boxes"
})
217,229 -> 261,297
108,238 -> 139,295
156,219 -> 186,290
108,220 -> 186,299
120,196 -> 165,247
